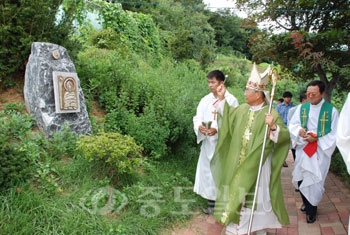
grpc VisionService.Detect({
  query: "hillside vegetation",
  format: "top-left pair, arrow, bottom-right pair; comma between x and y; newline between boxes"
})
1,0 -> 349,234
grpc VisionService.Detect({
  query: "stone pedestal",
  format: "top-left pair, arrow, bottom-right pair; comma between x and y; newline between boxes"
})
24,42 -> 92,136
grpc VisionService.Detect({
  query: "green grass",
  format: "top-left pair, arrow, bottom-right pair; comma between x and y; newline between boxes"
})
0,150 -> 206,235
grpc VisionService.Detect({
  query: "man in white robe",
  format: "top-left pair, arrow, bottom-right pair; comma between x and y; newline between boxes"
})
193,70 -> 239,214
336,92 -> 350,174
336,92 -> 350,235
289,80 -> 338,223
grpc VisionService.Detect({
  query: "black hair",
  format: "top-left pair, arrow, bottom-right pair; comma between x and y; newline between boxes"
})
282,91 -> 293,98
307,80 -> 326,93
278,98 -> 284,103
207,70 -> 225,82
299,91 -> 307,102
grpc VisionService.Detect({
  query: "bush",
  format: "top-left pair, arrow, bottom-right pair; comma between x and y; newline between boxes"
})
0,145 -> 32,189
0,103 -> 82,192
330,149 -> 350,187
0,108 -> 35,189
47,124 -> 79,159
77,47 -> 206,158
76,132 -> 144,177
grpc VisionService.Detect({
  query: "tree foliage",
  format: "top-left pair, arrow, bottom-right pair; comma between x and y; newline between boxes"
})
206,10 -> 252,58
96,1 -> 163,57
0,0 -> 82,82
0,107 -> 34,188
1,0 -> 252,81
236,0 -> 350,101
119,0 -> 217,61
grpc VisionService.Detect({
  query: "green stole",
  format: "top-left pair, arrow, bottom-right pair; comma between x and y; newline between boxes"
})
300,101 -> 333,137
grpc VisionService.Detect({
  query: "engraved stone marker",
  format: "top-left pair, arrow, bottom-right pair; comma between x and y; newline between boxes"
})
24,42 -> 92,136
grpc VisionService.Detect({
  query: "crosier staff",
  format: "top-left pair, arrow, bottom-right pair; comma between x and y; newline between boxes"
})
247,68 -> 278,235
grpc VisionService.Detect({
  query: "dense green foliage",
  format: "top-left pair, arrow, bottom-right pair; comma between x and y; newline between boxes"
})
0,0 -> 81,85
98,2 -> 163,57
0,155 -> 201,234
236,0 -> 350,101
330,149 -> 350,188
0,0 -> 349,234
75,42 -> 209,158
0,104 -> 78,193
77,132 -> 144,175
0,103 -> 203,234
0,104 -> 34,188
119,0 -> 217,61
207,10 -> 252,58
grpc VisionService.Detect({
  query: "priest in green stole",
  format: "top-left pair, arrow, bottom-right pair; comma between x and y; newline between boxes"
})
211,63 -> 290,235
289,80 -> 338,224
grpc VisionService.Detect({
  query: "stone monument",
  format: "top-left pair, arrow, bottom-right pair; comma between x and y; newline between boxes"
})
24,42 -> 92,136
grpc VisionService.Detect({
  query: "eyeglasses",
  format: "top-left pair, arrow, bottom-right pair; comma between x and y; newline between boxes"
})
306,92 -> 319,97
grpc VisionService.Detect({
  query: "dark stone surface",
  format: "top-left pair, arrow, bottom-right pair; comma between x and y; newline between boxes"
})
24,42 -> 92,136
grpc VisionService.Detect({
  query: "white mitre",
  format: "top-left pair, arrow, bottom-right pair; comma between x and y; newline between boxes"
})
246,62 -> 271,104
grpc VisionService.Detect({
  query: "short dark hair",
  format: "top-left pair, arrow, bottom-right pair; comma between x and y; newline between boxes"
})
299,91 -> 307,102
307,80 -> 325,93
282,91 -> 293,98
278,98 -> 284,103
207,70 -> 225,82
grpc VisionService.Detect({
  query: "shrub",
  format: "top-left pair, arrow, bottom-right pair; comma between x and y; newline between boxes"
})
0,144 -> 32,189
330,149 -> 350,187
126,106 -> 170,159
77,48 -> 206,158
76,132 -> 144,177
0,108 -> 35,189
46,124 -> 79,159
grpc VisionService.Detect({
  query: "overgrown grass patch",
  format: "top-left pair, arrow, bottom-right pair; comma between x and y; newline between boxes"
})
0,149 -> 205,234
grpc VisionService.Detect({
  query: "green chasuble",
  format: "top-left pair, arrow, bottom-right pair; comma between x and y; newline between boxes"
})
211,103 -> 290,226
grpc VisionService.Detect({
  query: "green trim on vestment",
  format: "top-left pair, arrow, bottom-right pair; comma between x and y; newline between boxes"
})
300,102 -> 333,137
210,102 -> 290,226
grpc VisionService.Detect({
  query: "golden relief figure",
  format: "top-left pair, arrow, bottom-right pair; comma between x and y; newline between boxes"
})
58,76 -> 78,110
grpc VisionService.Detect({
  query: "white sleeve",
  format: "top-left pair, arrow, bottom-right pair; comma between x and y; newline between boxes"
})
336,93 -> 350,174
193,98 -> 206,144
269,125 -> 280,143
213,99 -> 225,116
288,105 -> 304,148
225,93 -> 239,108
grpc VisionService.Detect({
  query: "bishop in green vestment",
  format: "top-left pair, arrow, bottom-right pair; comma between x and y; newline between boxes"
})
211,63 -> 290,235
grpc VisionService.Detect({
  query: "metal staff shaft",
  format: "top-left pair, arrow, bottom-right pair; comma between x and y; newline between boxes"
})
247,68 -> 278,235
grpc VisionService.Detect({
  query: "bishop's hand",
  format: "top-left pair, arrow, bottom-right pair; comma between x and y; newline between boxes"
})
217,84 -> 226,100
265,113 -> 277,130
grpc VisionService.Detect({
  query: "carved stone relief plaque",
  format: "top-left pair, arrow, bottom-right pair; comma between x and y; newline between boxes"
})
52,71 -> 80,113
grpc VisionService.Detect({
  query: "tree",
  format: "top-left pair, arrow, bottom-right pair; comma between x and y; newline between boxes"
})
0,0 -> 82,82
206,10 -> 247,54
98,2 -> 163,58
120,0 -> 216,61
235,0 -> 350,101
